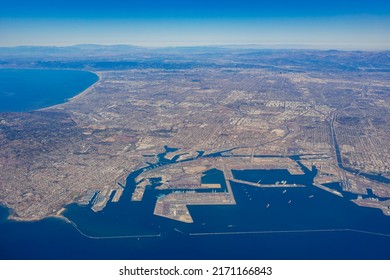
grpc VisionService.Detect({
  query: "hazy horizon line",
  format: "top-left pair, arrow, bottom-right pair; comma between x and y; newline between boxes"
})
1,43 -> 389,52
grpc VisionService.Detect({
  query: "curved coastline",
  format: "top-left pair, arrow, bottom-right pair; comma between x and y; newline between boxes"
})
39,69 -> 101,111
0,68 -> 100,112
0,203 -> 72,225
68,71 -> 102,102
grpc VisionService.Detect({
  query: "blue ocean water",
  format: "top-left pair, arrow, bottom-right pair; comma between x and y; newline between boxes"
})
0,69 -> 98,112
1,192 -> 390,260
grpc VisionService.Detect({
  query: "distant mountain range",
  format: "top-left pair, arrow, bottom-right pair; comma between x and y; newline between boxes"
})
0,44 -> 389,72
2,43 -> 386,57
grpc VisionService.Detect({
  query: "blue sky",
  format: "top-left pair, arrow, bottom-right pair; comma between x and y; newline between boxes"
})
1,0 -> 390,49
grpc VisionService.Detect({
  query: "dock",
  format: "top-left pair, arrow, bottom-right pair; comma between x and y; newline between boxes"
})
92,187 -> 113,212
313,183 -> 343,197
111,187 -> 124,202
222,165 -> 237,204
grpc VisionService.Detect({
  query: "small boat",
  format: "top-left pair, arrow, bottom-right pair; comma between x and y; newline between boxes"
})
266,203 -> 270,208
283,190 -> 287,194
